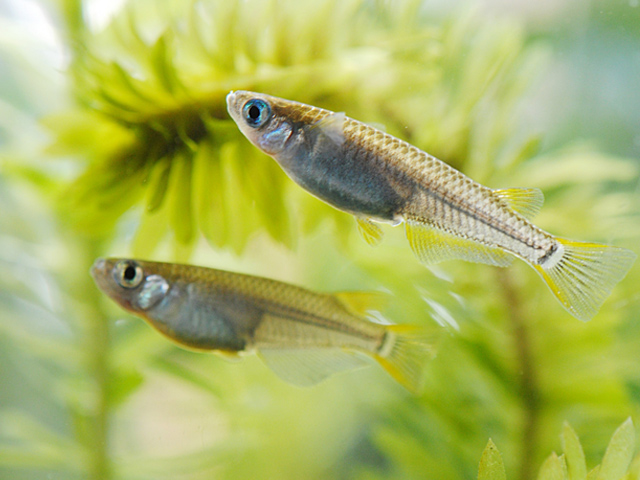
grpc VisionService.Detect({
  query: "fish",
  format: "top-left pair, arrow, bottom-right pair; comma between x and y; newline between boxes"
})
226,91 -> 636,321
90,257 -> 436,393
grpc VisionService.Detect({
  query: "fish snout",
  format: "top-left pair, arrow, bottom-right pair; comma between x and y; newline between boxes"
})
90,257 -> 108,279
226,91 -> 239,115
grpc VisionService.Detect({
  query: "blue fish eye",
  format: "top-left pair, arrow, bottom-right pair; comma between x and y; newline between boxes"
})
242,99 -> 271,128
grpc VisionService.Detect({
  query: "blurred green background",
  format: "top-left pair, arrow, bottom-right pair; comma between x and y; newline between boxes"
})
1,0 -> 639,479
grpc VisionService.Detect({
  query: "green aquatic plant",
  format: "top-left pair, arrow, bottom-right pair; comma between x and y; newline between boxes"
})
46,0 -> 547,254
1,1 -> 639,480
478,420 -> 639,480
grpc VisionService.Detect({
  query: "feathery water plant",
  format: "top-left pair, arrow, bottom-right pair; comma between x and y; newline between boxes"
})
47,0 -> 547,254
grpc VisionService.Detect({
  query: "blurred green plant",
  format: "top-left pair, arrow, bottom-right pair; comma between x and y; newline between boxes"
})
1,1 -> 639,480
478,419 -> 638,480
43,0 -> 547,253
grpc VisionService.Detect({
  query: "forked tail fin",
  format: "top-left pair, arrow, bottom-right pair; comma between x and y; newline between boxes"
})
533,238 -> 636,321
374,325 -> 438,394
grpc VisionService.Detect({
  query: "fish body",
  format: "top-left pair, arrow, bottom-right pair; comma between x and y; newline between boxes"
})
226,91 -> 636,321
91,258 -> 435,392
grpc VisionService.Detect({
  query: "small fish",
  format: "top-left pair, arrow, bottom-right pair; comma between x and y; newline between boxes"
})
226,91 -> 636,321
91,258 -> 436,392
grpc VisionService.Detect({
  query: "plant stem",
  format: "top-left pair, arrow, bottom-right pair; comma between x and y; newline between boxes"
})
87,292 -> 111,480
496,269 -> 539,480
80,242 -> 112,480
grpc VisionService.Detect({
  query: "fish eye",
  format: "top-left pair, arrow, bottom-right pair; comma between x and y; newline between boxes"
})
114,260 -> 144,289
242,98 -> 271,128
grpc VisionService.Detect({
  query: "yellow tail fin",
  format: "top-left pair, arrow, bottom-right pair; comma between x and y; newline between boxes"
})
374,325 -> 438,394
534,238 -> 636,321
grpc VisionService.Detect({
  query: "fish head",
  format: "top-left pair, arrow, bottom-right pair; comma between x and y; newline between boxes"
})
91,258 -> 170,313
226,90 -> 297,156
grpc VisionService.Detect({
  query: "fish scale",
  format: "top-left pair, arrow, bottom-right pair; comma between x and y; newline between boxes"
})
227,90 -> 636,321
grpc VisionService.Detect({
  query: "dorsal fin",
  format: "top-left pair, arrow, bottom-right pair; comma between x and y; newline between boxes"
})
311,112 -> 346,146
367,122 -> 386,132
334,291 -> 388,316
494,187 -> 544,219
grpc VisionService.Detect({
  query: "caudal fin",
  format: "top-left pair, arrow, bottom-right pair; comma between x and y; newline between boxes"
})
534,238 -> 636,321
375,325 -> 438,394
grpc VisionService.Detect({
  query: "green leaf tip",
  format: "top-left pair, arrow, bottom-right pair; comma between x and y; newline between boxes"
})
537,453 -> 568,480
597,417 -> 635,480
478,439 -> 507,480
562,422 -> 587,480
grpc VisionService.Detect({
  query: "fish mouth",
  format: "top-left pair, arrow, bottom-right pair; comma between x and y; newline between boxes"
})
90,257 -> 108,280
90,257 -> 117,294
226,90 -> 239,116
226,90 -> 254,119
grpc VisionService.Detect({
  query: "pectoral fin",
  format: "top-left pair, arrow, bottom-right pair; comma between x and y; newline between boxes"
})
356,217 -> 384,246
405,220 -> 514,267
258,348 -> 368,387
494,187 -> 544,219
311,112 -> 346,146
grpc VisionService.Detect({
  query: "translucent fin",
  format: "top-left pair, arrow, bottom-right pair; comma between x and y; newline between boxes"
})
334,291 -> 388,316
215,350 -> 242,362
405,220 -> 514,267
367,122 -> 386,132
356,217 -> 384,246
375,325 -> 438,394
312,112 -> 346,146
258,348 -> 368,387
533,238 -> 636,321
494,187 -> 544,219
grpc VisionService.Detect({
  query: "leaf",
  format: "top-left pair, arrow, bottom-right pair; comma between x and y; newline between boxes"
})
145,155 -> 172,212
514,147 -> 639,189
150,33 -> 182,95
597,418 -> 635,480
587,466 -> 601,480
0,410 -> 84,471
168,152 -> 195,243
626,457 -> 640,480
562,422 -> 587,480
107,368 -> 145,407
478,439 -> 506,480
538,453 -> 568,480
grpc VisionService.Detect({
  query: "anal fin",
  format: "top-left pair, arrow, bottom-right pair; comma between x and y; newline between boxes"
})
494,187 -> 544,219
405,220 -> 514,267
356,217 -> 384,246
258,348 -> 368,387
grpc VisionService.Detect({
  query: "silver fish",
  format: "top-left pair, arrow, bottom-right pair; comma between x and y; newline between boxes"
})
91,258 -> 436,392
226,91 -> 636,321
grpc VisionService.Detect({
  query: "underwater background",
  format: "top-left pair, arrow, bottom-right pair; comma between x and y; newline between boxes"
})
1,0 -> 639,479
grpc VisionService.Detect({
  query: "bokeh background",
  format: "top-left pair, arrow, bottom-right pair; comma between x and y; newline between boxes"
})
1,0 -> 639,479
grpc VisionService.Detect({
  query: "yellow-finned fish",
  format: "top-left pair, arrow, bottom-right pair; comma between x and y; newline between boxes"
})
226,91 -> 636,321
91,258 -> 436,393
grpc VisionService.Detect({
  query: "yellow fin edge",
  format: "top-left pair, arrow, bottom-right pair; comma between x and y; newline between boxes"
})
532,237 -> 636,321
374,325 -> 438,394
